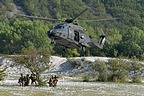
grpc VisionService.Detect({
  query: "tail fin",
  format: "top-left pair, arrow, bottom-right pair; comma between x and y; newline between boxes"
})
91,35 -> 106,49
98,35 -> 106,49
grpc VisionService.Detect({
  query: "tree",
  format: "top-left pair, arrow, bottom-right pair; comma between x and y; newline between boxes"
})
117,27 -> 144,58
12,47 -> 51,85
0,18 -> 51,54
1,0 -> 144,58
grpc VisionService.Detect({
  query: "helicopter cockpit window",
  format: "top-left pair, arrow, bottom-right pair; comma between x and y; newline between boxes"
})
53,25 -> 63,29
53,25 -> 66,31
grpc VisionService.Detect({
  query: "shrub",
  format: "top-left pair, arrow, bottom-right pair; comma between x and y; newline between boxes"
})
37,78 -> 47,86
117,70 -> 129,83
67,59 -> 83,68
91,60 -> 107,82
107,59 -> 130,82
132,76 -> 141,83
82,73 -> 90,82
0,67 -> 6,81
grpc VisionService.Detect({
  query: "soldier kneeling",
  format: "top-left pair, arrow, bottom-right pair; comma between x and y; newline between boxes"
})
48,75 -> 58,87
18,74 -> 24,86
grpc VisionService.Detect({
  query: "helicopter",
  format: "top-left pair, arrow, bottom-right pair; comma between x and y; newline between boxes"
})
18,8 -> 119,53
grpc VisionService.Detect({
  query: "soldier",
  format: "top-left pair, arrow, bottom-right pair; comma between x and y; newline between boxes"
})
23,76 -> 27,86
25,74 -> 30,86
48,75 -> 58,87
29,74 -> 37,85
48,75 -> 53,87
18,74 -> 24,86
53,75 -> 58,87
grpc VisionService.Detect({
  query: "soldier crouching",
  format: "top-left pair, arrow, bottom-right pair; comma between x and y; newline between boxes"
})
18,74 -> 24,86
29,74 -> 38,86
48,75 -> 58,87
18,74 -> 30,86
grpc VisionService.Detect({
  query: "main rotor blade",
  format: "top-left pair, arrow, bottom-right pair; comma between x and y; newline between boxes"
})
78,18 -> 120,22
18,14 -> 61,21
72,7 -> 89,21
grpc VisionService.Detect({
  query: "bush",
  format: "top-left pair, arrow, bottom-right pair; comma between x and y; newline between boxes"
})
90,59 -> 132,82
0,63 -> 7,81
117,70 -> 129,83
91,60 -> 107,82
37,78 -> 47,86
107,59 -> 130,82
69,58 -> 143,83
0,68 -> 6,81
82,73 -> 90,82
132,76 -> 141,83
67,59 -> 83,68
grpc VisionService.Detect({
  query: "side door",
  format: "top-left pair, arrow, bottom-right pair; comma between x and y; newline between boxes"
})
68,27 -> 74,40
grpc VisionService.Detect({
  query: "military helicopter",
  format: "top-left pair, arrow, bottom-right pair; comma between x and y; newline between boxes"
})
19,8 -> 119,53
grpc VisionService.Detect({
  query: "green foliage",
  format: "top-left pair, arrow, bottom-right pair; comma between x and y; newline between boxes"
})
90,58 -> 143,83
52,46 -> 79,57
0,65 -> 6,81
92,60 -> 107,82
82,73 -> 90,82
107,59 -> 129,82
67,59 -> 83,68
12,47 -> 51,84
108,60 -> 119,73
132,76 -> 141,83
0,0 -> 144,58
37,78 -> 47,86
127,59 -> 143,83
117,27 -> 144,58
0,18 -> 51,54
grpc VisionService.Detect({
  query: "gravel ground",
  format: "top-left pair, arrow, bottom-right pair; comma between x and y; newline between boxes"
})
0,77 -> 144,96
1,56 -> 144,96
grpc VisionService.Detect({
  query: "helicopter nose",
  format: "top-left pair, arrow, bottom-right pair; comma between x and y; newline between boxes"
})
48,30 -> 55,37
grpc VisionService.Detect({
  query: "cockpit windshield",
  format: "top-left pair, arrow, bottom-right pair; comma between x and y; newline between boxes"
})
52,24 -> 67,32
53,24 -> 64,29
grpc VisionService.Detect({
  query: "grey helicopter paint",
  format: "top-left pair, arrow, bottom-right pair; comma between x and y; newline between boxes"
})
48,22 -> 106,51
18,7 -> 119,52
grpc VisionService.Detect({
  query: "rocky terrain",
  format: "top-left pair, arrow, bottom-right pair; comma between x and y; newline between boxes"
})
0,56 -> 144,96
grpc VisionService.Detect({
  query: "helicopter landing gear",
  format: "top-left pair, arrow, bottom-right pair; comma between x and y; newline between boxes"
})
82,46 -> 86,52
51,39 -> 56,44
62,47 -> 68,57
81,46 -> 86,56
62,47 -> 67,52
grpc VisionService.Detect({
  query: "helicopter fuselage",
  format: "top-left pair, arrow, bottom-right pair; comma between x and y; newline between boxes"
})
18,7 -> 109,53
48,23 -> 91,49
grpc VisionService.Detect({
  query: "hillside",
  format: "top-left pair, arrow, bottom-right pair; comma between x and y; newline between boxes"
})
1,55 -> 144,82
0,55 -> 144,95
0,0 -> 144,58
0,56 -> 111,74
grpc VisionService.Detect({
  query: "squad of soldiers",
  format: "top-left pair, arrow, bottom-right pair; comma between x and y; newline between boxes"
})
18,73 -> 38,86
18,74 -> 58,87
